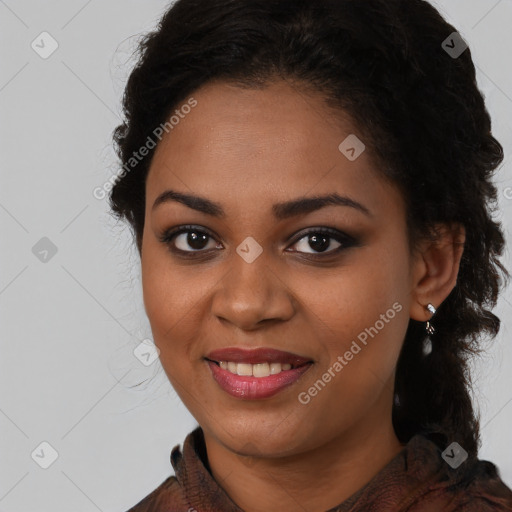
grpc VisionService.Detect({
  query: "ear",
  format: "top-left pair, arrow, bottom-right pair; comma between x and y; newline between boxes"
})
409,223 -> 466,322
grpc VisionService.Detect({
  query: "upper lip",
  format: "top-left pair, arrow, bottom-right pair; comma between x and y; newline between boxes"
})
205,347 -> 313,367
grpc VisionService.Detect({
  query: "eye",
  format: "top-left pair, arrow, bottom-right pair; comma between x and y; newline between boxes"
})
159,225 -> 220,255
287,228 -> 355,256
159,225 -> 357,258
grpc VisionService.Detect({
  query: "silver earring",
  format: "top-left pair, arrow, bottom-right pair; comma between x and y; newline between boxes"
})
425,303 -> 436,335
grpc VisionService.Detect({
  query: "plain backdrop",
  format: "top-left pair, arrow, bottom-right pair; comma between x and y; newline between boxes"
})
1,1 -> 511,511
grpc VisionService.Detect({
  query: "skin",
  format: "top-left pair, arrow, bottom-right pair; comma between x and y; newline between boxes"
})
141,79 -> 465,512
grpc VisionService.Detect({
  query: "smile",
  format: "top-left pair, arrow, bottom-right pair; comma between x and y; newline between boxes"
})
204,346 -> 314,399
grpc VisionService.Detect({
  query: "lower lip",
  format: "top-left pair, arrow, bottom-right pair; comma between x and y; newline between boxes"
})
206,360 -> 313,400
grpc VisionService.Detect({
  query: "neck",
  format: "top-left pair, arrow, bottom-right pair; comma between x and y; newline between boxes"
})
203,410 -> 405,512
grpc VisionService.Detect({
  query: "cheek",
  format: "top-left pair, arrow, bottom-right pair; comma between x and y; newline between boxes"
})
141,240 -> 189,342
141,233 -> 180,312
314,246 -> 412,367
141,250 -> 171,332
140,240 -> 217,361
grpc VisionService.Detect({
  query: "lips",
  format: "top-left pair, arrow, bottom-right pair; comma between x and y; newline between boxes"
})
205,347 -> 313,368
206,359 -> 313,399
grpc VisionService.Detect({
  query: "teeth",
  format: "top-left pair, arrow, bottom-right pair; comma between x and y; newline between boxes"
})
237,363 -> 253,376
254,363 -> 270,377
218,361 -> 292,377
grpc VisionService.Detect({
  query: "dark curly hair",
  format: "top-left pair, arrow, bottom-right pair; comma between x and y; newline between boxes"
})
109,0 -> 508,458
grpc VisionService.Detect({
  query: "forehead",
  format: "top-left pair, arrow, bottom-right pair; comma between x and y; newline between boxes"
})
146,80 -> 401,219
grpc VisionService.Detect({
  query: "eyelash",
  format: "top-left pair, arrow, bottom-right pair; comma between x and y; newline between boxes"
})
158,224 -> 358,260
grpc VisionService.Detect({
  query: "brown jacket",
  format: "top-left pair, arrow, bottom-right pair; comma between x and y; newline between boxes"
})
126,427 -> 512,511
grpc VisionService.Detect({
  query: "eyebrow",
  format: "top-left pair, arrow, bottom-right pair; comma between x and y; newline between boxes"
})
152,189 -> 372,219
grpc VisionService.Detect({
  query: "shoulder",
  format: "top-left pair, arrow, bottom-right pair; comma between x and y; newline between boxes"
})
443,458 -> 512,511
123,427 -> 207,512
403,434 -> 512,511
124,475 -> 189,512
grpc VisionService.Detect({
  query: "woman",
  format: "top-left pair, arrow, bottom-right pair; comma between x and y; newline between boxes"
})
110,0 -> 512,510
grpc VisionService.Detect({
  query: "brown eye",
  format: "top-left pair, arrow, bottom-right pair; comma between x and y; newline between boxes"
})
159,225 -> 221,255
173,230 -> 214,251
288,228 -> 357,256
292,233 -> 341,254
159,225 -> 357,259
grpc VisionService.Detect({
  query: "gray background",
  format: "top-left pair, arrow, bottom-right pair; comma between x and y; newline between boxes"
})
1,1 -> 511,511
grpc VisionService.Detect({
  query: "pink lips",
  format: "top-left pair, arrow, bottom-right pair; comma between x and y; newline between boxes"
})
205,347 -> 313,400
206,347 -> 312,367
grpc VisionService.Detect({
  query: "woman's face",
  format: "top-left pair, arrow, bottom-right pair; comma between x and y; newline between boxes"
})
141,79 -> 422,456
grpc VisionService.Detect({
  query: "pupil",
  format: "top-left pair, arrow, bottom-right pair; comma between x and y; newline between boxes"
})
309,234 -> 329,252
185,232 -> 331,252
188,231 -> 208,250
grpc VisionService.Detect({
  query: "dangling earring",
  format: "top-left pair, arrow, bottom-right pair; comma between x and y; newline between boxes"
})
423,303 -> 436,356
425,303 -> 436,335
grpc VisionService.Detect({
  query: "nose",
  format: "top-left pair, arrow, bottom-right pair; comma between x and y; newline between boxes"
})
210,249 -> 296,331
